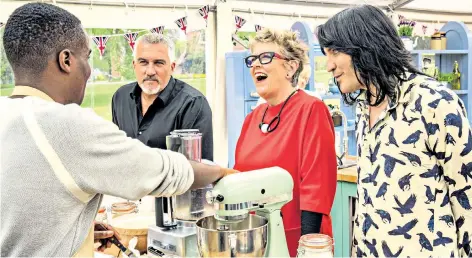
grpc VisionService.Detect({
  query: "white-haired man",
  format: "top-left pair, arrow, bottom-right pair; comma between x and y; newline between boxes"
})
112,33 -> 213,160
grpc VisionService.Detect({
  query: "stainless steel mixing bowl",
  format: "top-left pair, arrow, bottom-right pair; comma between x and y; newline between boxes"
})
196,214 -> 268,257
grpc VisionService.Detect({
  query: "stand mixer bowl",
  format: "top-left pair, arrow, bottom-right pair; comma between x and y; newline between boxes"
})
196,214 -> 268,257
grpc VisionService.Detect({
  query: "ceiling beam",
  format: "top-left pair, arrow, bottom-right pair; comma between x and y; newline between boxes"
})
233,0 -> 376,9
388,0 -> 415,10
5,0 -> 216,10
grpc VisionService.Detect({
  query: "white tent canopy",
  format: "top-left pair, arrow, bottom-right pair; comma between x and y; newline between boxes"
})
1,0 -> 472,29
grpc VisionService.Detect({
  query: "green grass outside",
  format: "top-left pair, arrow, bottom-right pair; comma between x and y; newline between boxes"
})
1,78 -> 206,121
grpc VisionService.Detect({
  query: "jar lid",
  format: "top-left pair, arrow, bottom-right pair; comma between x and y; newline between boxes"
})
299,234 -> 334,249
98,206 -> 106,213
112,202 -> 137,214
171,129 -> 202,136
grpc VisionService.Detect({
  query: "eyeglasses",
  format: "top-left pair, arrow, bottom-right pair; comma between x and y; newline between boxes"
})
244,52 -> 288,68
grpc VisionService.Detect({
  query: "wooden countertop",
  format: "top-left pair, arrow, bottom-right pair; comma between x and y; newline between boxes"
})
336,156 -> 358,183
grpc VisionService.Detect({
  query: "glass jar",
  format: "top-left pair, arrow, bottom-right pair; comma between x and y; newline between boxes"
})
297,234 -> 334,258
95,206 -> 107,222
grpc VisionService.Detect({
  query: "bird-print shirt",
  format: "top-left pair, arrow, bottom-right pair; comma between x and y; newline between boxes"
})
353,73 -> 472,258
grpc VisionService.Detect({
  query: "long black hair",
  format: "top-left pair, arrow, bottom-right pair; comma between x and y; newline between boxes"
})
317,5 -> 423,106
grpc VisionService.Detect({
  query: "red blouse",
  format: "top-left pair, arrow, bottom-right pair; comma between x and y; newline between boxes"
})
234,90 -> 337,257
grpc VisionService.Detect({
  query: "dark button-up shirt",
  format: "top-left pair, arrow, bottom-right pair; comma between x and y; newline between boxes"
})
352,73 -> 472,257
111,77 -> 213,160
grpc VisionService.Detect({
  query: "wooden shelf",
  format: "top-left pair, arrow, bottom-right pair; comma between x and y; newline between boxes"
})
335,125 -> 355,132
320,93 -> 341,100
453,90 -> 468,95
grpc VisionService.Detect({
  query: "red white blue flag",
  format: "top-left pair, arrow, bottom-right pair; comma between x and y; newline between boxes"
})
198,5 -> 210,27
92,36 -> 109,59
235,15 -> 246,32
255,24 -> 263,32
175,16 -> 188,34
124,32 -> 139,51
150,26 -> 164,35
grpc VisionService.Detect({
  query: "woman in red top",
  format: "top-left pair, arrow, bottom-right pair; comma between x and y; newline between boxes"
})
233,28 -> 337,257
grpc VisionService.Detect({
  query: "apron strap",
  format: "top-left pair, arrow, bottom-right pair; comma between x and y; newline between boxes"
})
22,101 -> 94,203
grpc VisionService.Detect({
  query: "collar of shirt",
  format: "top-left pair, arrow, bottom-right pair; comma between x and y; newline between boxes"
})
10,86 -> 54,102
129,76 -> 176,107
357,72 -> 421,113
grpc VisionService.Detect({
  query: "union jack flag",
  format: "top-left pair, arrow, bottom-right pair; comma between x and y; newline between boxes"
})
234,15 -> 246,32
422,25 -> 428,35
198,5 -> 209,27
150,26 -> 164,35
255,24 -> 263,32
92,36 -> 109,59
124,32 -> 139,51
175,16 -> 187,34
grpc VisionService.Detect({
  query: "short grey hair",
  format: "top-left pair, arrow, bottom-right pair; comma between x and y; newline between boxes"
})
133,33 -> 176,62
249,28 -> 309,87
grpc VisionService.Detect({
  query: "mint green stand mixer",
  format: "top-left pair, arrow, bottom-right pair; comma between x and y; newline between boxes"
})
196,167 -> 294,257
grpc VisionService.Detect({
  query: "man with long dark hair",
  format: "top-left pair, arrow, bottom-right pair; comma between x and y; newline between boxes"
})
318,5 -> 471,257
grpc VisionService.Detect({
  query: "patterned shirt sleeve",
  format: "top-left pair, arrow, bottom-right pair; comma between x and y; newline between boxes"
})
429,92 -> 472,257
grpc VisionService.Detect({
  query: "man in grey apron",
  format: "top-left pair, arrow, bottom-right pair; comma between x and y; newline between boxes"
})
0,3 -> 237,257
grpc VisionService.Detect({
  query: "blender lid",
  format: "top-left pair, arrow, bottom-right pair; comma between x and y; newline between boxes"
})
170,129 -> 202,137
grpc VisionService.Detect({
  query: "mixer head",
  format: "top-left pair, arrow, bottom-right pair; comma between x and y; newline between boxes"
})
206,167 -> 294,222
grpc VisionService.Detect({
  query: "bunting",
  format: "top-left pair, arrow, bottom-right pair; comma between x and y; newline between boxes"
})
92,36 -> 109,59
422,25 -> 428,35
124,32 -> 139,50
255,24 -> 263,32
234,15 -> 246,33
150,26 -> 165,35
198,5 -> 210,27
175,16 -> 188,34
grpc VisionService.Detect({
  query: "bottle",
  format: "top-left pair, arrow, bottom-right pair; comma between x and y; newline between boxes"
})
452,61 -> 461,90
95,206 -> 107,223
297,234 -> 334,258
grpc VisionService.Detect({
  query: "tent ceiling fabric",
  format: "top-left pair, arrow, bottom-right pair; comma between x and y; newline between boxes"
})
8,0 -> 472,13
235,0 -> 472,13
402,0 -> 472,13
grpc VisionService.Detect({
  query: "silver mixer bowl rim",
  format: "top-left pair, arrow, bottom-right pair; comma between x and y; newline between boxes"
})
195,214 -> 268,233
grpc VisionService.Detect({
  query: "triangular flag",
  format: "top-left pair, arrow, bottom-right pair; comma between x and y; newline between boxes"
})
198,5 -> 210,28
150,26 -> 165,35
235,15 -> 246,33
175,16 -> 188,34
92,36 -> 109,60
124,32 -> 139,51
255,24 -> 263,32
